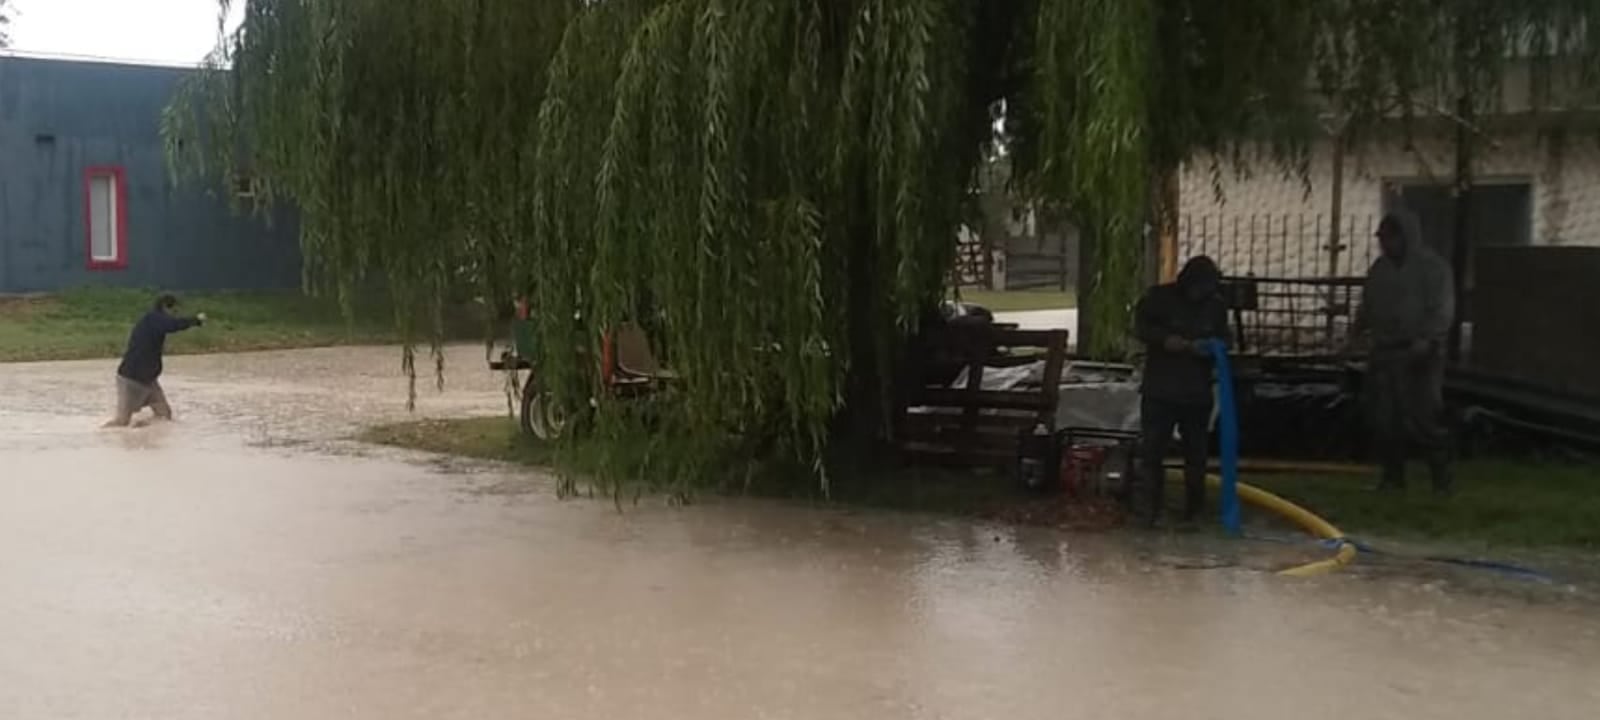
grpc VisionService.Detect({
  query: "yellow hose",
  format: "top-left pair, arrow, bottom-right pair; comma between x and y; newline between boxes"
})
1226,479 -> 1358,577
1227,459 -> 1373,476
1169,472 -> 1358,577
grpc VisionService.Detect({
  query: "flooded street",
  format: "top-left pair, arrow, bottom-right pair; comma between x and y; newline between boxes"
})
1,346 -> 1597,719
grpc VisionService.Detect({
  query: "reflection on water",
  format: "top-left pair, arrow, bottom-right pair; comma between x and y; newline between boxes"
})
0,347 -> 1596,719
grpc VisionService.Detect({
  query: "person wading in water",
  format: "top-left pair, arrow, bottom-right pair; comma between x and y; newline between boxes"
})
104,293 -> 207,428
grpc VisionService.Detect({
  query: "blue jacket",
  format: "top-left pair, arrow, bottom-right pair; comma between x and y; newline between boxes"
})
117,309 -> 202,384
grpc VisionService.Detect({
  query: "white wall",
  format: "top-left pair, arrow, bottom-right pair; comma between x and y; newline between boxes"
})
1177,128 -> 1600,279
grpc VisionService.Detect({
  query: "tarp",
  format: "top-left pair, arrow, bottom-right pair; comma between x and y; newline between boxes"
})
940,361 -> 1142,432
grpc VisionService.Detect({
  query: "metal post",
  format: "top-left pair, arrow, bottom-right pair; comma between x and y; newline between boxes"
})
981,227 -> 996,291
1449,94 -> 1474,364
1326,131 -> 1347,341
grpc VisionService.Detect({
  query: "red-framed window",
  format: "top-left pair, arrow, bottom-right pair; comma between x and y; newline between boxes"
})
85,166 -> 129,270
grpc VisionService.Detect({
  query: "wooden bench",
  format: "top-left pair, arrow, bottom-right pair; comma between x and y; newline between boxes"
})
898,324 -> 1071,470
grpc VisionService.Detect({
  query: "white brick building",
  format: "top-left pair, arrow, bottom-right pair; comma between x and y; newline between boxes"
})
1179,126 -> 1600,279
1179,47 -> 1600,281
1171,62 -> 1600,356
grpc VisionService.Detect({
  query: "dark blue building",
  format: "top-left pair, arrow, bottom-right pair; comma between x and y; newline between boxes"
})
0,55 -> 300,293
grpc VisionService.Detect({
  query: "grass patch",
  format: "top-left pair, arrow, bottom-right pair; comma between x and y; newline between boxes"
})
1249,461 -> 1600,549
361,415 -> 1124,528
359,416 -> 1019,514
0,287 -> 488,363
953,289 -> 1076,312
362,416 -> 558,467
364,416 -> 1600,549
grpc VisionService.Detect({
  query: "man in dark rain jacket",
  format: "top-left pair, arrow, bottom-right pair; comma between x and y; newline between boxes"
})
1134,256 -> 1231,525
105,294 -> 206,428
1352,213 -> 1455,494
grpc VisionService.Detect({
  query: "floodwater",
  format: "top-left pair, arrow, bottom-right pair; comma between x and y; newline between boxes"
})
1,346 -> 1597,719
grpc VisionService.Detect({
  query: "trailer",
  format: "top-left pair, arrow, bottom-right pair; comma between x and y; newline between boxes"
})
489,300 -> 676,440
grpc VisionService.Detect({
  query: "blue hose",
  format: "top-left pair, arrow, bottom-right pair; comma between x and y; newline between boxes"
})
1249,533 -> 1555,583
1208,339 -> 1242,536
1209,345 -> 1550,582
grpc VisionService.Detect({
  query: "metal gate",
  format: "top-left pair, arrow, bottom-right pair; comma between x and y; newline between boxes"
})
1178,213 -> 1380,358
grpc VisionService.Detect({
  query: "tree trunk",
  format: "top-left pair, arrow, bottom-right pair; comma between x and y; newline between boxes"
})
1325,129 -> 1347,340
1075,225 -> 1099,355
977,175 -> 1012,291
1154,166 -> 1180,283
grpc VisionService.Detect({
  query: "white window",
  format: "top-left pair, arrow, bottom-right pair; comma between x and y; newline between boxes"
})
86,168 -> 126,269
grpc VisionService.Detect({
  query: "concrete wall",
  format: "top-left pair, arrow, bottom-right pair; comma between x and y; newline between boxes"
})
0,56 -> 300,293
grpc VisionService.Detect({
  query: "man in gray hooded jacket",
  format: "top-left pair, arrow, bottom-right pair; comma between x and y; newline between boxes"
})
1352,213 -> 1455,494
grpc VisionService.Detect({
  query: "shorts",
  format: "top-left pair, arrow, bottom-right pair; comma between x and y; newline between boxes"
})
114,375 -> 171,425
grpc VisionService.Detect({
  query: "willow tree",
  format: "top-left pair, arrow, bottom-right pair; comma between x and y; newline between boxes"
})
165,0 -> 583,404
169,0 -> 1600,494
1018,0 -> 1332,351
525,0 -> 998,494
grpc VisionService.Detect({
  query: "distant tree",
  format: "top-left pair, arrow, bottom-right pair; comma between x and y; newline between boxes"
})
0,0 -> 12,49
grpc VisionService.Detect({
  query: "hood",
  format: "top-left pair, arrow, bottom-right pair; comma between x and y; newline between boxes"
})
1176,255 -> 1221,290
1378,210 -> 1428,255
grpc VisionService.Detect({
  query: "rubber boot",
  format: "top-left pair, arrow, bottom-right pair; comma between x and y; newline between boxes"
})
1181,481 -> 1205,524
1142,467 -> 1169,528
1146,485 -> 1166,528
1429,460 -> 1455,498
1374,456 -> 1406,493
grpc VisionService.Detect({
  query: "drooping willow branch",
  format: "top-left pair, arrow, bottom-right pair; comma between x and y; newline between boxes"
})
167,0 -> 1600,490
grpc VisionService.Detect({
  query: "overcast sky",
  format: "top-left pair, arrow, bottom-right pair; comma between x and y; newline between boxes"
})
7,0 -> 243,65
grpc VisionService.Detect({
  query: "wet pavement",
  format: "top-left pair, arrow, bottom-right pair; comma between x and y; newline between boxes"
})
2,346 -> 1598,719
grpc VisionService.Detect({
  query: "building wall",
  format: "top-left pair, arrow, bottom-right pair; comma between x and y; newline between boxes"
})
0,56 -> 300,293
1176,128 -> 1600,279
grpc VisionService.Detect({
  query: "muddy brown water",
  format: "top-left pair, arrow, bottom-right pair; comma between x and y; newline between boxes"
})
1,346 -> 1597,719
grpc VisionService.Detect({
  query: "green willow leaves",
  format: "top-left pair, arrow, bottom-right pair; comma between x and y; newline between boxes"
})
168,0 -> 1600,492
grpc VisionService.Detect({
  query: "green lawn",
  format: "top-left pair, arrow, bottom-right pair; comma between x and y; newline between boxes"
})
952,289 -> 1076,312
0,287 -> 484,363
363,415 -> 1600,550
363,416 -> 562,468
359,416 -> 1021,514
360,416 -> 1124,529
1249,461 -> 1600,550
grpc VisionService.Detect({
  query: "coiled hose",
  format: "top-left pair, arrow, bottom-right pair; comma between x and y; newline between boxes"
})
1207,339 -> 1356,577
